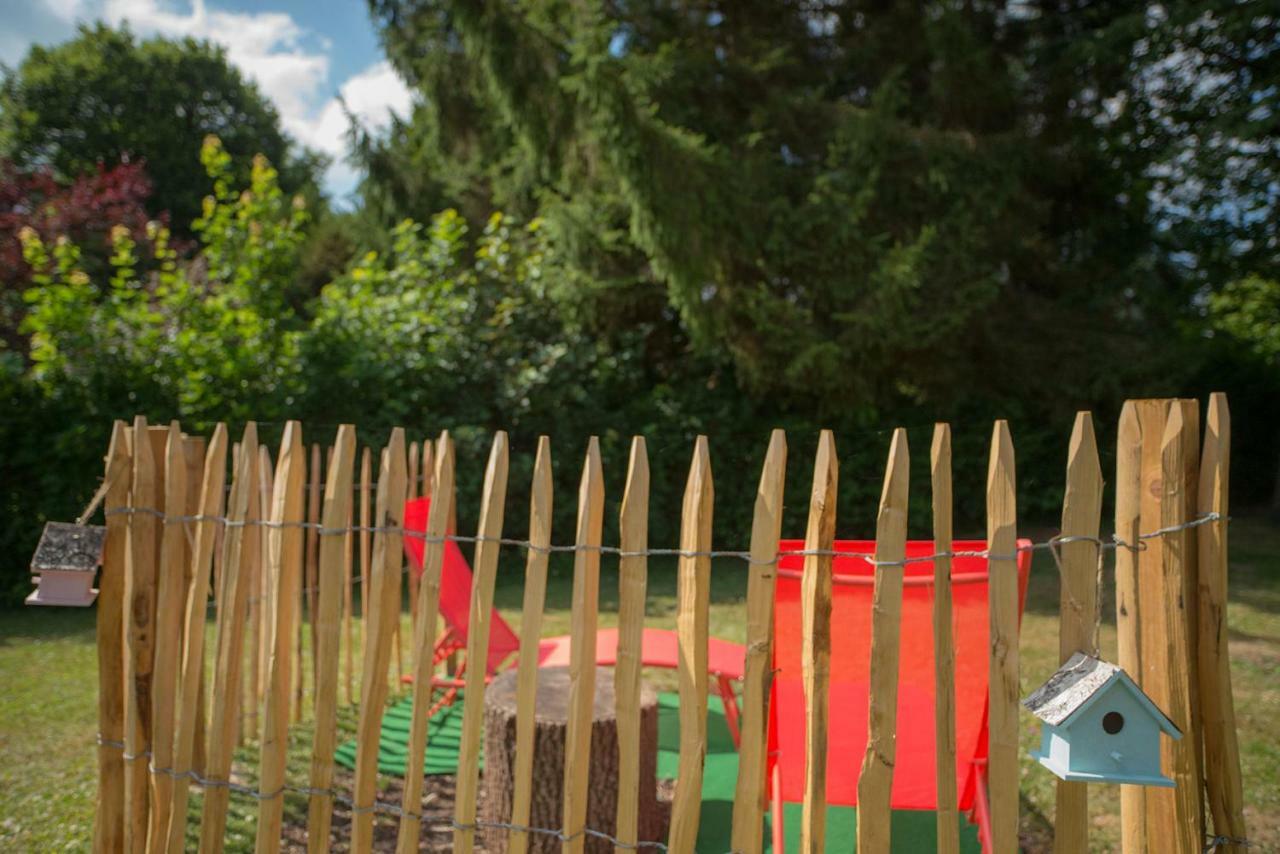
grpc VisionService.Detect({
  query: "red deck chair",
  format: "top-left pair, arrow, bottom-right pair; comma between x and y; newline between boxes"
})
401,497 -> 747,743
766,539 -> 1032,852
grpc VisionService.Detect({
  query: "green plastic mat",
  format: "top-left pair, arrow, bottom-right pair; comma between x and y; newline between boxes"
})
335,690 -> 979,852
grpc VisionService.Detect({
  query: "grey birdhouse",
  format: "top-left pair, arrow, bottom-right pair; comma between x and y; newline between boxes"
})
26,521 -> 107,607
1023,652 -> 1181,787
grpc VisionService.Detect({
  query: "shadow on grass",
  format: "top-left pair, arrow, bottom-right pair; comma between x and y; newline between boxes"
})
0,604 -> 96,645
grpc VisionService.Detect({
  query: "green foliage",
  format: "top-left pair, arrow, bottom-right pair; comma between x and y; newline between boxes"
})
1210,276 -> 1280,364
0,23 -> 325,233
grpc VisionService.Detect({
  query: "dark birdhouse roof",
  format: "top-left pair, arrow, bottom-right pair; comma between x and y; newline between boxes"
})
1023,652 -> 1180,736
29,522 -> 107,573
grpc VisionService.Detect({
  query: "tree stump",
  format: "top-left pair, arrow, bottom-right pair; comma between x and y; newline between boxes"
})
480,665 -> 664,853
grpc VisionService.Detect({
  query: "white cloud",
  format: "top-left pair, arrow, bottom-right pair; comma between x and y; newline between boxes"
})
41,0 -> 90,23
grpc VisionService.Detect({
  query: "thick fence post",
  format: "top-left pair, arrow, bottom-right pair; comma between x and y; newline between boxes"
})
123,415 -> 158,854
253,422 -> 306,854
931,424 -> 959,854
197,423 -> 258,854
857,428 -> 910,854
1197,393 -> 1247,852
352,431 -> 408,853
1055,413 -> 1103,853
614,437 -> 649,853
667,436 -> 714,854
305,425 -> 357,851
146,422 -> 189,852
1159,406 -> 1205,853
1114,402 -> 1145,852
94,420 -> 131,854
986,420 -> 1018,854
800,430 -> 837,854
451,432 -> 511,854
396,432 -> 457,854
730,429 -> 787,854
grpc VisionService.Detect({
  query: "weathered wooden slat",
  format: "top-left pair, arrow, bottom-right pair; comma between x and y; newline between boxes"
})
197,423 -> 258,853
506,437 -> 554,854
613,437 -> 649,853
297,442 -> 321,722
857,428 -> 910,854
359,446 -> 372,631
352,431 -> 408,853
145,422 -> 189,852
1159,406 -> 1204,854
666,436 -> 714,853
1196,393 -> 1247,853
452,432 -> 511,854
930,424 -> 960,854
799,430 -> 836,854
1114,401 -> 1145,853
1054,412 -> 1104,854
986,420 -> 1018,854
407,440 -> 421,658
243,443 -> 262,746
306,425 -> 357,851
165,424 -> 228,852
256,445 -> 275,729
123,415 -> 158,854
252,422 -> 306,854
730,430 -> 786,854
396,433 -> 457,854
94,420 -> 131,854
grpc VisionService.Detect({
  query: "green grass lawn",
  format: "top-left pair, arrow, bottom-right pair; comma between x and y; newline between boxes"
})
2,518 -> 1277,852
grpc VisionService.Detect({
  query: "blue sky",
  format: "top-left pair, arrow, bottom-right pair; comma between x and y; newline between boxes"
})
0,0 -> 413,204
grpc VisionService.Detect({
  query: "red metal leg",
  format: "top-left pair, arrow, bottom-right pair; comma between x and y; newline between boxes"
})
972,760 -> 993,854
718,673 -> 742,748
771,763 -> 784,853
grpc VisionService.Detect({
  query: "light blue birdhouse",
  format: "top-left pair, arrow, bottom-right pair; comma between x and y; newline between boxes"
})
1023,652 -> 1181,787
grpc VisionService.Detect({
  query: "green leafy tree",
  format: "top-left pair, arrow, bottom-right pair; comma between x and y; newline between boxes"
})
0,23 -> 326,234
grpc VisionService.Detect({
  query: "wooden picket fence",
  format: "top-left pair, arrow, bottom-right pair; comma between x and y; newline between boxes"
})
86,396 -> 1247,853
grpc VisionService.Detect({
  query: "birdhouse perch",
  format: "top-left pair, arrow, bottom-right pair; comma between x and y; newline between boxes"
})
1023,652 -> 1181,787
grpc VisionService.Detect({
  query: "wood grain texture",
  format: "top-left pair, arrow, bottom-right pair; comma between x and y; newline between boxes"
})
930,424 -> 959,854
613,437 -> 648,853
856,428 -> 910,854
1114,401 -> 1146,853
165,424 -> 228,852
1159,406 -> 1204,854
452,433 -> 512,854
560,439 -> 607,854
94,421 -> 132,854
145,422 -> 188,853
1054,412 -> 1104,854
198,423 -> 258,854
799,430 -> 836,854
506,437 -> 555,854
123,416 -> 157,854
253,423 -> 306,854
985,420 -> 1018,854
352,430 -> 408,853
730,429 -> 786,854
396,432 -> 457,854
666,436 -> 714,854
306,425 -> 357,851
1196,393 -> 1247,853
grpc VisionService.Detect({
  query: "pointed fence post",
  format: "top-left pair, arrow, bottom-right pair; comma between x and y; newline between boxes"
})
731,429 -> 787,854
800,430 -> 837,854
1160,406 -> 1205,854
614,437 -> 649,853
352,430 -> 408,853
94,421 -> 131,854
396,432 -> 457,854
857,428 -> 910,854
1055,413 -> 1104,853
931,424 -> 960,854
1197,393 -> 1247,852
252,422 -> 306,854
305,425 -> 357,851
986,420 -> 1018,854
1114,401 -> 1146,852
667,436 -> 714,854
451,433 -> 511,854
198,423 -> 258,853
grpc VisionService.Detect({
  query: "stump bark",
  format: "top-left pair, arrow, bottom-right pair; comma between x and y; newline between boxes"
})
480,665 -> 664,853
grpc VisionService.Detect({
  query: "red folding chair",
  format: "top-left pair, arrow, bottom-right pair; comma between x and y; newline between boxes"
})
766,539 -> 1032,852
401,496 -> 747,743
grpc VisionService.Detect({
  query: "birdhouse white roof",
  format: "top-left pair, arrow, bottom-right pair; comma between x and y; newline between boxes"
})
1023,652 -> 1179,736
